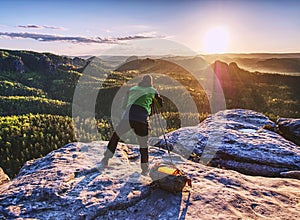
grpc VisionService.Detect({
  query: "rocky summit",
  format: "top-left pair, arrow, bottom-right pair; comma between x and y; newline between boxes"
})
156,109 -> 300,177
0,141 -> 300,219
1,109 -> 300,219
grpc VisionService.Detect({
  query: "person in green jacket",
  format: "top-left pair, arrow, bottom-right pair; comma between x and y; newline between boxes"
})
101,74 -> 163,175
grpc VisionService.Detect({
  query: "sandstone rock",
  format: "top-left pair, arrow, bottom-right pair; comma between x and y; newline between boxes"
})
280,170 -> 300,179
156,109 -> 300,177
0,55 -> 25,74
277,118 -> 300,146
72,56 -> 87,68
0,141 -> 300,219
0,167 -> 10,185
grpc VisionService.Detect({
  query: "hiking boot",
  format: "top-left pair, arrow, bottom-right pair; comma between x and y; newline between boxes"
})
141,163 -> 149,176
96,157 -> 109,169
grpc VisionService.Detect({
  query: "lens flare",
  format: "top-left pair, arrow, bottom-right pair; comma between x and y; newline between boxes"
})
203,26 -> 229,54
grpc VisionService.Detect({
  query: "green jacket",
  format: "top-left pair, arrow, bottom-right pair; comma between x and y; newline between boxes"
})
125,85 -> 156,115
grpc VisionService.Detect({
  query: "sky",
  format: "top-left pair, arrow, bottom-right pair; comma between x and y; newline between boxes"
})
0,0 -> 299,56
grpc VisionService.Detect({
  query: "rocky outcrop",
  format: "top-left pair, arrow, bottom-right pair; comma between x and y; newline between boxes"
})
0,49 -> 88,75
0,54 -> 25,74
0,167 -> 10,185
156,109 -> 300,177
0,141 -> 300,219
72,56 -> 87,67
13,51 -> 55,73
280,170 -> 300,179
277,118 -> 300,146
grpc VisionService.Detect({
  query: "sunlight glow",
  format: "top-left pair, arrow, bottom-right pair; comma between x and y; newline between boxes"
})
203,26 -> 229,54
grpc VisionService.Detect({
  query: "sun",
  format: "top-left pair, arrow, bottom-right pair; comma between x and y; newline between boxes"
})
203,26 -> 229,54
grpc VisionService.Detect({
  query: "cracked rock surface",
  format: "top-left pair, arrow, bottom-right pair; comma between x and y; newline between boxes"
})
157,109 -> 300,177
1,140 -> 300,219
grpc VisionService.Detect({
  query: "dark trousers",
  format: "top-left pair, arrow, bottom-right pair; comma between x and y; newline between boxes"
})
105,119 -> 149,164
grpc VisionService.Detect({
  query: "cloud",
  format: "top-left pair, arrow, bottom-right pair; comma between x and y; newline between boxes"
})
135,31 -> 161,38
17,24 -> 64,30
0,32 -> 160,44
126,24 -> 152,29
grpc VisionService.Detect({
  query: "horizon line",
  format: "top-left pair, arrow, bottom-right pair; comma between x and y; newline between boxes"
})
1,47 -> 300,58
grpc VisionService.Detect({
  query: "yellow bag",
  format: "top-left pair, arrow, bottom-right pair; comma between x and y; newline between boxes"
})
149,163 -> 192,193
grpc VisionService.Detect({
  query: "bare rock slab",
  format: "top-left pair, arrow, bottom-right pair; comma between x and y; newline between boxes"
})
158,109 -> 300,177
277,118 -> 300,146
0,141 -> 300,219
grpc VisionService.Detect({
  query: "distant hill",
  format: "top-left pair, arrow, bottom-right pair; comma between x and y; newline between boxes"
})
1,49 -> 299,118
201,53 -> 300,74
0,49 -> 87,103
0,49 -> 85,74
255,58 -> 300,73
115,57 -> 300,118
